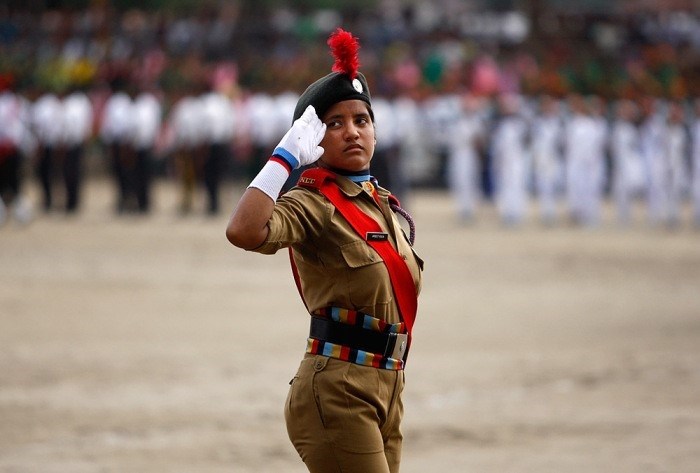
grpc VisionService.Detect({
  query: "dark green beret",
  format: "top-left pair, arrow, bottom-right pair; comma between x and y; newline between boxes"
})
293,71 -> 372,123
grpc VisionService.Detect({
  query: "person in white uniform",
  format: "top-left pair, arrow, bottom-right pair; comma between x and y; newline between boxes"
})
370,96 -> 403,202
691,99 -> 700,227
588,96 -> 609,225
392,93 -> 422,206
423,92 -> 463,188
663,101 -> 690,228
447,93 -> 485,223
610,99 -> 644,225
638,96 -> 668,226
246,92 -> 279,180
201,86 -> 235,215
530,94 -> 563,225
61,86 -> 93,213
131,86 -> 162,213
31,89 -> 64,212
564,94 -> 607,227
99,81 -> 135,213
490,93 -> 529,226
0,83 -> 34,225
166,85 -> 207,214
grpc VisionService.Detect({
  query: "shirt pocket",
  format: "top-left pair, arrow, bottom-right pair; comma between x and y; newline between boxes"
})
340,240 -> 393,307
340,240 -> 382,268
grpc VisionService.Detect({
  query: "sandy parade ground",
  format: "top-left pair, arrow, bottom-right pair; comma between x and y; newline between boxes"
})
1,177 -> 700,473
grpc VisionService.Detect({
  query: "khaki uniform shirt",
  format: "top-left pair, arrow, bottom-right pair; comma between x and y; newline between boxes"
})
254,174 -> 423,325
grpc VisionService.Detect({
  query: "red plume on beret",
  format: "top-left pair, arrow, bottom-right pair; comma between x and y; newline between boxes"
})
328,28 -> 360,79
293,27 -> 371,122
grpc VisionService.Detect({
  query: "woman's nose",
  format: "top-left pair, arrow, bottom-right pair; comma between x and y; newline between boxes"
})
344,123 -> 360,139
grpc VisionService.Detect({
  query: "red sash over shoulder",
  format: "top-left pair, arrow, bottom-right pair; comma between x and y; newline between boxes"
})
293,167 -> 418,337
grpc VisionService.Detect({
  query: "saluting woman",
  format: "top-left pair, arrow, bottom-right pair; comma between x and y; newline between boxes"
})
226,28 -> 423,473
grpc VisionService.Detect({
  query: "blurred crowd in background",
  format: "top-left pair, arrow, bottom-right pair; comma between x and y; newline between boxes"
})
1,0 -> 700,228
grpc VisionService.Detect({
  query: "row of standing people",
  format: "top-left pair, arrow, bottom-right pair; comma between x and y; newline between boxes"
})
0,83 -> 404,223
441,93 -> 700,228
2,85 -> 700,228
36,83 -> 235,217
0,84 -> 160,220
0,82 -> 318,222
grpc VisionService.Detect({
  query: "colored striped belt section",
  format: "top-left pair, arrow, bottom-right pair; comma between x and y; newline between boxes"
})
306,307 -> 406,371
315,307 -> 406,334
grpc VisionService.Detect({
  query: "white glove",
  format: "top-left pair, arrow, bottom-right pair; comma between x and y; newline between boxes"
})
273,105 -> 326,169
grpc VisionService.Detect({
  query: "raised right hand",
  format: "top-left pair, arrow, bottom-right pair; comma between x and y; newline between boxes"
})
273,105 -> 326,169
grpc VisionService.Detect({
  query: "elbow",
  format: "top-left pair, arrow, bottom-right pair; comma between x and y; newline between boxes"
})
225,221 -> 264,250
225,224 -> 248,249
225,225 -> 241,247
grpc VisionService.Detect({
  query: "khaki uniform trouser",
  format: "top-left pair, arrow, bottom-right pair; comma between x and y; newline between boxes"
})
285,354 -> 405,473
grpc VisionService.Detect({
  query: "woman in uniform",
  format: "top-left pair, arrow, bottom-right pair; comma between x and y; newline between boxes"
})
226,28 -> 423,473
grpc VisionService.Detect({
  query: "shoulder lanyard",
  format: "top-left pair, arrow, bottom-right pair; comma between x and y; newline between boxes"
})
291,167 -> 418,336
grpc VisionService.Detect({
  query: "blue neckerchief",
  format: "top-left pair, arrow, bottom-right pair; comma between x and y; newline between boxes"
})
347,174 -> 371,183
327,166 -> 372,184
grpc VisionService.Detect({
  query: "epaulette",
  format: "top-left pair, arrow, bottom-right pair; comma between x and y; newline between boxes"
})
296,167 -> 335,190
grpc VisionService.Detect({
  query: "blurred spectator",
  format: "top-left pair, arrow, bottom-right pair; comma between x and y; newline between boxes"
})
423,92 -> 462,188
663,100 -> 691,228
131,84 -> 162,213
610,99 -> 644,225
639,96 -> 669,226
446,93 -> 486,223
163,83 -> 207,215
692,99 -> 700,227
530,94 -> 564,225
389,92 -> 420,209
31,86 -> 64,212
0,79 -> 33,225
490,93 -> 529,226
99,78 -> 136,214
200,83 -> 235,215
61,84 -> 93,213
244,91 -> 279,180
564,94 -> 608,227
370,96 -> 402,201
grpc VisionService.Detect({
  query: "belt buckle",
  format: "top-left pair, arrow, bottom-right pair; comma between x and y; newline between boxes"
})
387,333 -> 408,360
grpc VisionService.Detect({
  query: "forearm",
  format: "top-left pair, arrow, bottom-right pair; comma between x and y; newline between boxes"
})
226,105 -> 324,250
226,156 -> 293,249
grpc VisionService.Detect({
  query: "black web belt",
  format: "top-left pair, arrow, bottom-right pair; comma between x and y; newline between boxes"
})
309,316 -> 409,361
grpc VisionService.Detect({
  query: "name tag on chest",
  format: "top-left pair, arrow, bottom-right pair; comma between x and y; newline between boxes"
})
366,232 -> 389,242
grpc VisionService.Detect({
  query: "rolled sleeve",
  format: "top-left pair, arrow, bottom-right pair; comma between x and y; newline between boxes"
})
252,188 -> 329,255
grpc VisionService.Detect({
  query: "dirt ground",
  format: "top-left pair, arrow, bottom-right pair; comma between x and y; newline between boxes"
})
1,178 -> 700,473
